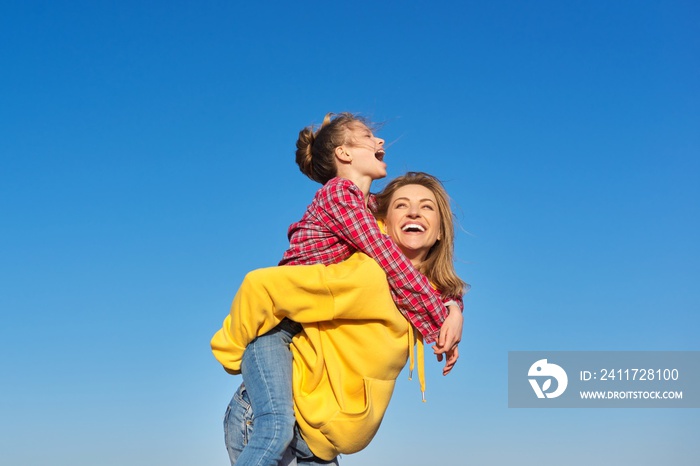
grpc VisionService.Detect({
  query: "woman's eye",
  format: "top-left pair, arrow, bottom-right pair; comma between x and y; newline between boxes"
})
422,205 -> 434,211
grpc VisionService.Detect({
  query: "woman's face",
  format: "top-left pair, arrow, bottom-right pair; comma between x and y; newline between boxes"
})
383,184 -> 441,266
341,123 -> 387,180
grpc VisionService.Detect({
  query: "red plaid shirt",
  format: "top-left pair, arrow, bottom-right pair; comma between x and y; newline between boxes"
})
280,177 -> 459,344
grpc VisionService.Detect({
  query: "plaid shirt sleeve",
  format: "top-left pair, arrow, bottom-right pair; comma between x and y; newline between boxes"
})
315,178 -> 449,343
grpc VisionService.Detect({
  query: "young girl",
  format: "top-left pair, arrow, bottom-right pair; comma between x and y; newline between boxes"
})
212,114 -> 463,466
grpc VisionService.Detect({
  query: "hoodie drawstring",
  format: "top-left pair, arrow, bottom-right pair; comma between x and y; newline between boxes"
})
406,323 -> 427,402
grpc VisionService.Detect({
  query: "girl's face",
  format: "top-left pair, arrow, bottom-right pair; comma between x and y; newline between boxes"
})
341,123 -> 387,180
383,184 -> 442,266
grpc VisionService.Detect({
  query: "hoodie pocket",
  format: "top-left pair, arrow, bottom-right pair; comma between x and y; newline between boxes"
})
318,377 -> 396,454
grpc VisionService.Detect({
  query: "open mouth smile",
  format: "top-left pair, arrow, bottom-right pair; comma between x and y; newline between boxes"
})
401,223 -> 426,233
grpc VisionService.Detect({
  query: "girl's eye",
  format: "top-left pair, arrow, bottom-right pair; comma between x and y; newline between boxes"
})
394,202 -> 407,209
422,205 -> 434,211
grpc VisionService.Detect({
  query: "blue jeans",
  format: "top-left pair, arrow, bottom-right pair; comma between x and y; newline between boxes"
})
226,318 -> 303,466
225,383 -> 339,466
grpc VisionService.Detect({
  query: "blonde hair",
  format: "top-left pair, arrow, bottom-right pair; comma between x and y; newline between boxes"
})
375,172 -> 467,299
295,112 -> 371,184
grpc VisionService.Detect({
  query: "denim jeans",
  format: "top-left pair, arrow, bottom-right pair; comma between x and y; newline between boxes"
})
225,383 -> 339,466
226,318 -> 302,466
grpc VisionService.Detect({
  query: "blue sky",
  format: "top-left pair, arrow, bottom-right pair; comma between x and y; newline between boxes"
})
1,1 -> 698,465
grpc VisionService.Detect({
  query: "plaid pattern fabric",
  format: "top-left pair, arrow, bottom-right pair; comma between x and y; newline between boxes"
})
280,177 -> 453,344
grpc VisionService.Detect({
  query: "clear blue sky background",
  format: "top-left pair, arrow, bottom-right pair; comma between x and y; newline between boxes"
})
1,1 -> 698,465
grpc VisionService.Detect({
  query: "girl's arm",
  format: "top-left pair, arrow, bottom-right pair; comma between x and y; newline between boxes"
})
316,179 -> 449,344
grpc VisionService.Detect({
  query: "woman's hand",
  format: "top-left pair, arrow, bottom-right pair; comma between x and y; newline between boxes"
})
433,304 -> 463,375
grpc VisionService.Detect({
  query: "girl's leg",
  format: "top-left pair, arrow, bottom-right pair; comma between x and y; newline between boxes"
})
234,319 -> 301,466
224,383 -> 298,466
223,384 -> 252,465
288,425 -> 339,466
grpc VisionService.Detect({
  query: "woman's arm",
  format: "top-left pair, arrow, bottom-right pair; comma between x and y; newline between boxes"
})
211,254 -> 405,374
211,264 -> 335,374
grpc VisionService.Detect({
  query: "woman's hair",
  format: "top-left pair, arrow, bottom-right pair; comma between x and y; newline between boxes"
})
374,172 -> 467,299
295,112 -> 371,184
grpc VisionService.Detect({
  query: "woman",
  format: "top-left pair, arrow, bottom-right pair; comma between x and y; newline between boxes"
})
214,172 -> 467,465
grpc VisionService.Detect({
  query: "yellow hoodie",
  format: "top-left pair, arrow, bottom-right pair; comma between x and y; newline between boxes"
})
211,252 -> 423,460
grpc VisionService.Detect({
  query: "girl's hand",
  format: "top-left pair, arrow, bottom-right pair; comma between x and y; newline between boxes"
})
435,345 -> 459,375
433,304 -> 463,374
435,304 -> 463,352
